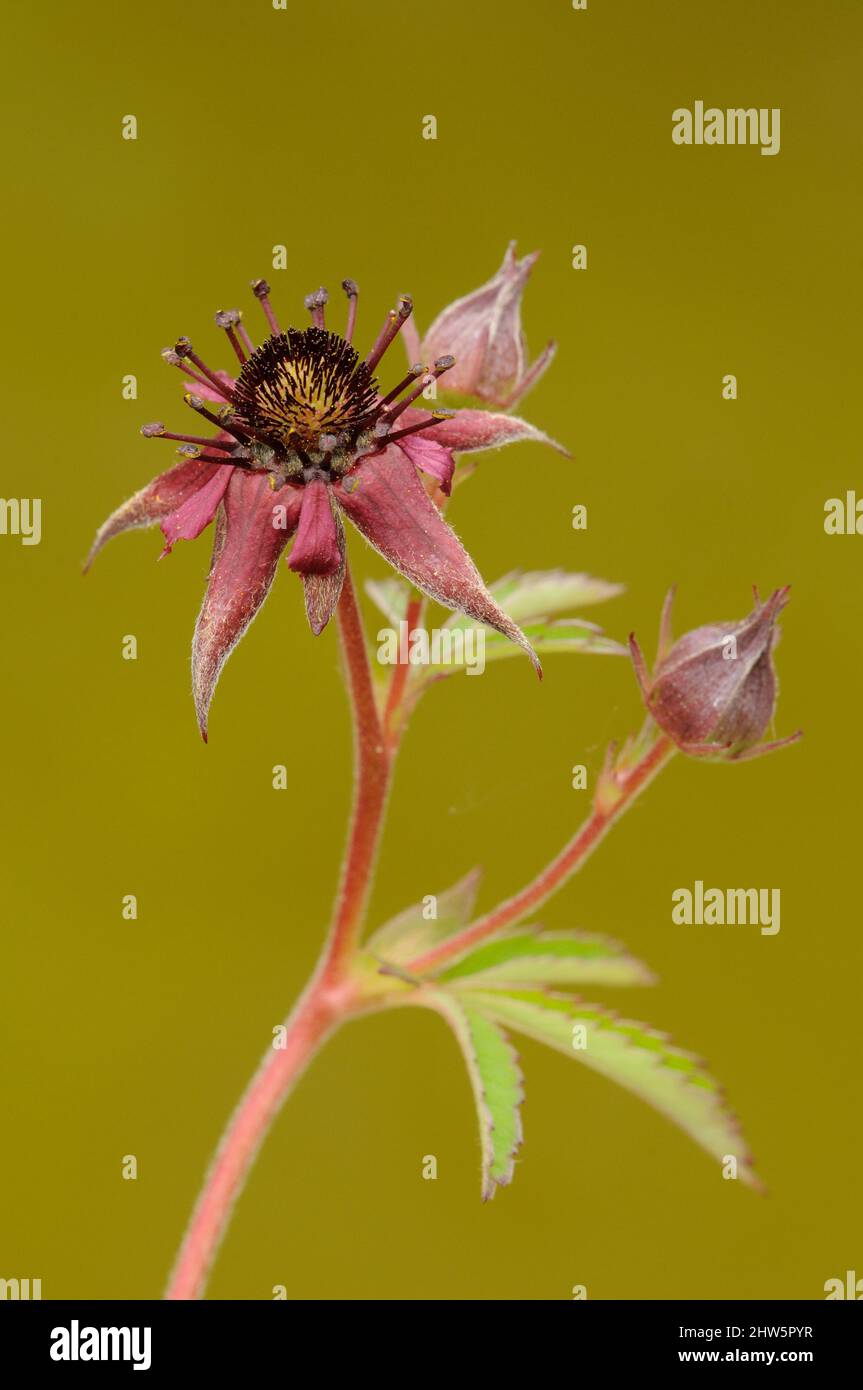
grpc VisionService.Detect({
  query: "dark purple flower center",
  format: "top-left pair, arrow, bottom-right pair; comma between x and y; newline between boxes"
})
232,328 -> 380,460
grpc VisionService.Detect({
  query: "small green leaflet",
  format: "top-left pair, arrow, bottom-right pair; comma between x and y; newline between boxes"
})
430,991 -> 524,1200
424,621 -> 626,674
435,929 -> 656,988
365,577 -> 411,627
458,569 -> 624,625
462,989 -> 758,1187
365,868 -> 483,966
364,570 -> 627,673
432,570 -> 627,672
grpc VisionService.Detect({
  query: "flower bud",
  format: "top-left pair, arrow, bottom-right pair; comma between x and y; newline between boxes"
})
417,242 -> 556,409
629,588 -> 801,761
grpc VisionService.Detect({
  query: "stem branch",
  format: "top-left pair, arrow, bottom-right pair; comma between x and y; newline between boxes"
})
165,574 -> 669,1300
407,734 -> 674,975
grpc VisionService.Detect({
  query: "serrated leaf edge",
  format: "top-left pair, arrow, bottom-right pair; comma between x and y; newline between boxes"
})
428,990 -> 525,1201
437,927 -> 657,988
463,988 -> 761,1190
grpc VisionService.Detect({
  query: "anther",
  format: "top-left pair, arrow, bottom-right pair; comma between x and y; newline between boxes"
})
174,338 -> 235,401
364,294 -> 414,372
215,309 -> 248,366
342,279 -> 359,342
251,278 -> 281,336
161,347 -> 216,394
140,422 -> 165,438
184,393 -> 251,443
304,287 -> 329,330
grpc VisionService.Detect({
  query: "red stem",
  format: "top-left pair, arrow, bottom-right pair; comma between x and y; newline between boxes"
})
166,564 -> 393,1299
407,734 -> 674,975
165,986 -> 341,1300
322,565 -> 392,981
382,594 -> 422,752
164,573 -> 671,1299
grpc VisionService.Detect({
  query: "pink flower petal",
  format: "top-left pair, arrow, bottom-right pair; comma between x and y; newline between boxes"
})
192,472 -> 302,740
299,509 -> 346,635
85,458 -> 227,571
160,466 -> 232,557
401,406 -> 568,457
334,445 -> 541,676
287,477 -> 343,575
397,434 -> 455,496
498,339 -> 557,410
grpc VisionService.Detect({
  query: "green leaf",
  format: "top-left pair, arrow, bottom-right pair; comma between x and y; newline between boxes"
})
511,620 -> 626,657
436,929 -> 656,988
364,576 -> 411,626
422,570 -> 626,673
483,569 -> 624,623
365,569 -> 625,684
366,571 -> 622,632
431,991 -> 524,1200
464,989 -> 758,1186
365,868 -> 483,966
413,620 -> 626,677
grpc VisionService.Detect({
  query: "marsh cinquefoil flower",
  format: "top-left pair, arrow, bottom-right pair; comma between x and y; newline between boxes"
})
88,274 -> 563,738
629,587 -> 802,761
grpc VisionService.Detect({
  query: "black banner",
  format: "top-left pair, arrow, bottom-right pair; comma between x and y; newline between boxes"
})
0,1299 -> 858,1374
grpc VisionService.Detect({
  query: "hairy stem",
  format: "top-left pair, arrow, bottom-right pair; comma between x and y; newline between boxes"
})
382,593 -> 423,750
165,985 -> 342,1300
322,564 -> 392,981
166,563 -> 403,1299
164,578 -> 666,1300
407,734 -> 675,975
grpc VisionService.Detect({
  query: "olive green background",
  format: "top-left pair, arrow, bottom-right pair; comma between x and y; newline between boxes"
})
1,0 -> 860,1300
